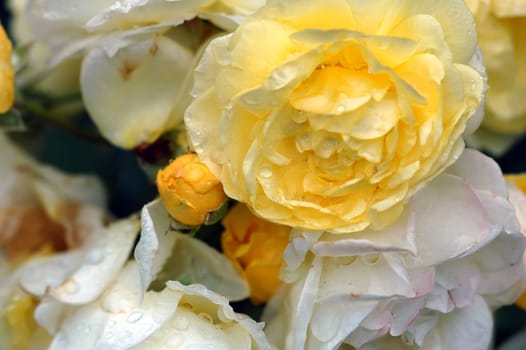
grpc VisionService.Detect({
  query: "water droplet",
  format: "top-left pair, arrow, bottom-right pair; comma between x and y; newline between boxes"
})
76,322 -> 91,334
258,166 -> 273,179
361,253 -> 380,265
172,315 -> 190,331
295,132 -> 312,152
315,138 -> 339,159
127,311 -> 143,323
165,334 -> 185,348
198,313 -> 213,324
337,256 -> 357,265
242,94 -> 257,105
268,66 -> 295,90
85,249 -> 104,264
377,41 -> 389,50
43,10 -> 64,20
292,110 -> 308,123
61,279 -> 79,294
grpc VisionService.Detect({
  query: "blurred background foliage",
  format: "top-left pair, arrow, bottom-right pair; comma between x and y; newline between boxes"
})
2,2 -> 526,348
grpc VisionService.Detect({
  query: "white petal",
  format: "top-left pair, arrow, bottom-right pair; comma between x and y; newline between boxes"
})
309,300 -> 377,350
464,48 -> 487,135
134,198 -> 176,293
312,208 -> 417,257
422,296 -> 492,350
446,149 -> 507,198
160,234 -> 250,301
165,281 -> 272,350
33,164 -> 107,209
34,298 -> 69,335
264,256 -> 323,350
81,35 -> 194,148
282,230 -> 322,279
84,0 -> 207,31
409,173 -> 492,266
19,252 -> 85,297
48,216 -> 140,304
50,262 -> 180,350
135,199 -> 249,301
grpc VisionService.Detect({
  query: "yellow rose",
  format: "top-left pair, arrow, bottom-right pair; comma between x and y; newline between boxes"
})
466,0 -> 526,133
221,203 -> 290,303
185,0 -> 485,233
0,24 -> 14,113
506,173 -> 526,310
157,153 -> 227,226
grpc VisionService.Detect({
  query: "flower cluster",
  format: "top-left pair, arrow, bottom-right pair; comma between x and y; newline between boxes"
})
2,0 -> 526,349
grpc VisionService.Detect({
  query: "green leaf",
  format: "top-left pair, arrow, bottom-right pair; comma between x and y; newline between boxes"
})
0,109 -> 26,131
204,200 -> 229,226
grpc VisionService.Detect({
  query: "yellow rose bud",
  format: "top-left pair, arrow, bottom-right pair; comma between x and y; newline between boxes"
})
466,0 -> 526,133
157,153 -> 227,226
221,203 -> 290,303
0,24 -> 14,113
185,0 -> 485,233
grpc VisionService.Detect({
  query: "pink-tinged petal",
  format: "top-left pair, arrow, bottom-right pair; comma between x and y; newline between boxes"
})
508,182 -> 526,235
312,209 -> 417,257
309,300 -> 377,350
446,148 -> 507,197
410,173 -> 491,266
389,297 -> 427,337
422,296 -> 492,350
434,262 -> 480,309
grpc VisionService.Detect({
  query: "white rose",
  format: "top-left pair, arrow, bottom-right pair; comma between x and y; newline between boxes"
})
44,261 -> 271,350
0,132 -> 107,262
22,0 -> 264,148
263,149 -> 525,350
0,132 -> 108,349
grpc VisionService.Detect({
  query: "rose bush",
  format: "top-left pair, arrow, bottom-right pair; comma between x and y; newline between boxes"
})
186,0 -> 486,233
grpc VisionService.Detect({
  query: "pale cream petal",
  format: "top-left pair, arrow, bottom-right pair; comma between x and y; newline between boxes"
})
135,199 -> 250,301
81,35 -> 194,148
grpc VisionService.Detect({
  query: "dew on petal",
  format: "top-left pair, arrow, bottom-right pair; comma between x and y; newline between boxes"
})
127,311 -> 143,323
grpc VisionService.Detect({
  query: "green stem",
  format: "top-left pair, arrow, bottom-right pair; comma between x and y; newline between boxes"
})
14,99 -> 108,144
